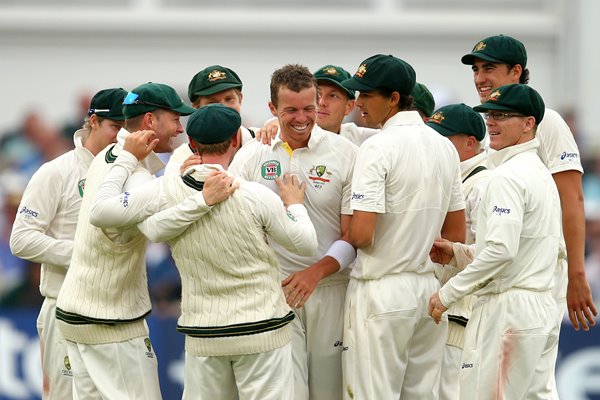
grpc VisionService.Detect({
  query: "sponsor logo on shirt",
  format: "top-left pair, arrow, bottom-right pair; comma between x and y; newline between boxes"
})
492,205 -> 510,215
19,206 -> 38,218
144,337 -> 154,358
78,179 -> 86,197
334,340 -> 349,351
461,362 -> 474,369
560,151 -> 579,162
61,355 -> 73,377
308,165 -> 332,189
351,192 -> 365,201
261,160 -> 281,180
121,192 -> 130,208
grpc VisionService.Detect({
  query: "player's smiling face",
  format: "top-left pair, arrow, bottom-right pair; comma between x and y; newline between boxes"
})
149,109 -> 184,153
195,89 -> 243,113
94,116 -> 124,149
270,85 -> 317,149
472,59 -> 520,102
485,112 -> 534,151
317,82 -> 354,133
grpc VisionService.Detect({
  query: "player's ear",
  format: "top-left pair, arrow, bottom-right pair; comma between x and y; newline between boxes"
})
189,139 -> 198,154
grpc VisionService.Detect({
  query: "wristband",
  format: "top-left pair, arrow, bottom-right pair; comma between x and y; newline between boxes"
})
324,240 -> 356,272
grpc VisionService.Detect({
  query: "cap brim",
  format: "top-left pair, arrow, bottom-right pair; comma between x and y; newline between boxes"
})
472,102 -> 516,113
340,77 -> 377,93
172,104 -> 197,116
96,112 -> 126,121
426,122 -> 458,137
317,77 -> 356,99
461,52 -> 507,65
193,82 -> 243,98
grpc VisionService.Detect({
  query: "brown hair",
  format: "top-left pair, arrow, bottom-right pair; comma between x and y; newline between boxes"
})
270,64 -> 318,108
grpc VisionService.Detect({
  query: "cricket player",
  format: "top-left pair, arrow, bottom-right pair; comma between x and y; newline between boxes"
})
90,103 -> 319,399
429,83 -> 561,399
165,64 -> 255,176
341,54 -> 466,399
54,82 -> 234,399
229,64 -> 358,400
426,103 -> 489,400
9,88 -> 127,399
461,34 -> 597,397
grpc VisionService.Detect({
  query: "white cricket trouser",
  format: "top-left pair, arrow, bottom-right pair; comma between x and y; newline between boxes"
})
459,289 -> 557,400
439,339 -> 462,400
343,272 -> 447,400
290,280 -> 347,400
183,343 -> 293,400
36,297 -> 72,400
544,258 -> 568,400
66,335 -> 162,400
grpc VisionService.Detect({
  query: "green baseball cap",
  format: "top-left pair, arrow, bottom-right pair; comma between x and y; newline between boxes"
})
461,34 -> 527,67
122,82 -> 195,119
410,83 -> 435,117
473,84 -> 545,124
426,103 -> 486,141
313,65 -> 355,100
188,65 -> 243,103
186,103 -> 241,145
342,54 -> 416,95
88,88 -> 128,121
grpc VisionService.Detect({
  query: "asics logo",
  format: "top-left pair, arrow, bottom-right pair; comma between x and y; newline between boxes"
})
19,206 -> 38,217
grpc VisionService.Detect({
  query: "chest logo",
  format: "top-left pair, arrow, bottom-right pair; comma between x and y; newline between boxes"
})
261,160 -> 281,180
308,165 -> 332,189
78,179 -> 86,197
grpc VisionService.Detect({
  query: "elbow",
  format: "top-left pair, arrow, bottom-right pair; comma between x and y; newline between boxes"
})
349,232 -> 371,249
9,233 -> 26,258
88,209 -> 107,228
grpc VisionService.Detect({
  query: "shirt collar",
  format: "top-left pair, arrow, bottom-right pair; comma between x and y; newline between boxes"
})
182,163 -> 225,182
460,150 -> 488,179
486,138 -> 540,169
273,124 -> 326,152
382,110 -> 424,130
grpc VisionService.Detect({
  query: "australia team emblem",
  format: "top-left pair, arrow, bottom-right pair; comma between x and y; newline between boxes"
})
308,165 -> 332,189
78,179 -> 86,197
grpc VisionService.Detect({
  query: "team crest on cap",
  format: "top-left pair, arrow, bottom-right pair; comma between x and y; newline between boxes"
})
261,160 -> 281,180
429,111 -> 445,124
487,90 -> 501,101
355,64 -> 367,78
473,41 -> 487,52
208,70 -> 227,82
323,67 -> 339,76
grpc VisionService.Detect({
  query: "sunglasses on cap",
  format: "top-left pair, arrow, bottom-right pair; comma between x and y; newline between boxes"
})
123,92 -> 168,109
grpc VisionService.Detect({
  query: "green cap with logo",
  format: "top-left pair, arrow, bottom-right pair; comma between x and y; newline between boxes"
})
186,103 -> 241,145
473,83 -> 545,124
313,65 -> 355,100
461,34 -> 527,68
88,88 -> 128,121
122,82 -> 195,119
188,65 -> 243,103
410,82 -> 435,118
426,103 -> 486,141
341,54 -> 416,95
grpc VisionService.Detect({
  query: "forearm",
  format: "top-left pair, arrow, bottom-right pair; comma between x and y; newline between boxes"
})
10,229 -> 73,268
138,193 -> 212,242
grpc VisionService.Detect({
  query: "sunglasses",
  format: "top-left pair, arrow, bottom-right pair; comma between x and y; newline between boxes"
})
123,92 -> 168,109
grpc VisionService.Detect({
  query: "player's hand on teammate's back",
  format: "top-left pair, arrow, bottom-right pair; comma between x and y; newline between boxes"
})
275,173 -> 306,207
255,119 -> 279,145
202,171 -> 238,206
123,130 -> 158,161
430,238 -> 454,265
428,291 -> 448,324
179,154 -> 203,175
